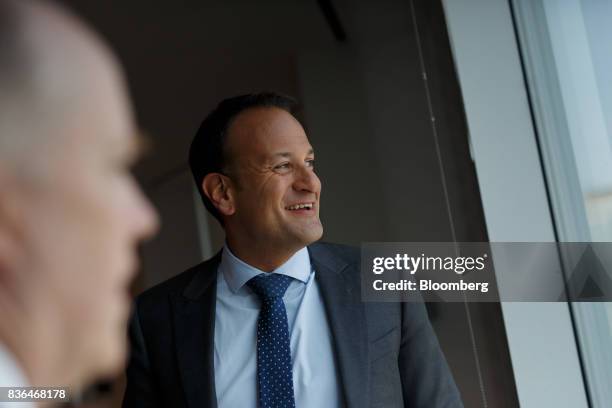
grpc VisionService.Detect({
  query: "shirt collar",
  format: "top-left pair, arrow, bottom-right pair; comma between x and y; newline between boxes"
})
0,342 -> 30,388
220,244 -> 311,294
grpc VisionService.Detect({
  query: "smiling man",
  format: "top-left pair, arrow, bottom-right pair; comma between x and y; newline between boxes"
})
123,93 -> 463,408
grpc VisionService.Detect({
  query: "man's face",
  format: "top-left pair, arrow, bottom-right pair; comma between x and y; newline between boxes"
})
224,107 -> 323,251
13,59 -> 158,384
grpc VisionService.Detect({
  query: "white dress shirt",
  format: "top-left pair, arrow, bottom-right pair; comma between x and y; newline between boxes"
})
214,245 -> 342,407
0,342 -> 34,408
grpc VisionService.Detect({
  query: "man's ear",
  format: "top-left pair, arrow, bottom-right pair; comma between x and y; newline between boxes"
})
201,173 -> 236,217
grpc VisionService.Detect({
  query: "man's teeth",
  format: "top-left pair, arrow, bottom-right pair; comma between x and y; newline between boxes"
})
287,203 -> 313,210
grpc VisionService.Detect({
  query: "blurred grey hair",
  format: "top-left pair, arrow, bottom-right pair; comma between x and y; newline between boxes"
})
0,0 -> 93,178
0,0 -> 33,166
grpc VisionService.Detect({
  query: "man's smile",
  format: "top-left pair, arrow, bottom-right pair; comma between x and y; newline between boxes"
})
285,202 -> 314,211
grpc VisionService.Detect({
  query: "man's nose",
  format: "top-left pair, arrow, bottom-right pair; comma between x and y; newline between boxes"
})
293,165 -> 320,193
132,187 -> 160,241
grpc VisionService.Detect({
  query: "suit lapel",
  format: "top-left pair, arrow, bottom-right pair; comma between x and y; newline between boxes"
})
309,244 -> 369,408
172,253 -> 221,408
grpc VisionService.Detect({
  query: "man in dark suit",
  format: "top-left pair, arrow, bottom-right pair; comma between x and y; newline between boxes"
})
123,93 -> 462,407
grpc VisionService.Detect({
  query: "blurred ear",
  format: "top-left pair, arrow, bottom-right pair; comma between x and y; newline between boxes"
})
201,173 -> 236,218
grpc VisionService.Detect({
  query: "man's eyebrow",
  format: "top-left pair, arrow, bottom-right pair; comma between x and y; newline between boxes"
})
272,152 -> 291,159
270,149 -> 315,159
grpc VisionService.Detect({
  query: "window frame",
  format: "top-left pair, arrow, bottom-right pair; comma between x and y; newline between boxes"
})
441,0 -> 590,406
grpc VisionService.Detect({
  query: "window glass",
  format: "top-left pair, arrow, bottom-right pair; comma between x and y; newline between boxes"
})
512,0 -> 612,405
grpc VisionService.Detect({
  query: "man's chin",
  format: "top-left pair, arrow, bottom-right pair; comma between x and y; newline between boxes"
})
87,333 -> 127,381
298,223 -> 324,246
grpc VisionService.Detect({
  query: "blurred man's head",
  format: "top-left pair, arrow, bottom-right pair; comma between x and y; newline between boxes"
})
190,93 -> 322,269
0,0 -> 157,389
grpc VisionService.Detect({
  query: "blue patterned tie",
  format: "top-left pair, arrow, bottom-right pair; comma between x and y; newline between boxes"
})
247,273 -> 296,408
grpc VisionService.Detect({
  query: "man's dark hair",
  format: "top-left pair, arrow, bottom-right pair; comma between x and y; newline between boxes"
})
189,92 -> 299,225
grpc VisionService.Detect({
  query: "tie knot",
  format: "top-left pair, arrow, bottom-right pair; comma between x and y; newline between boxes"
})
247,273 -> 293,301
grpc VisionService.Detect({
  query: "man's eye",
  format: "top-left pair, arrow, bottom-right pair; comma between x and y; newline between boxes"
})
306,159 -> 315,168
274,162 -> 291,171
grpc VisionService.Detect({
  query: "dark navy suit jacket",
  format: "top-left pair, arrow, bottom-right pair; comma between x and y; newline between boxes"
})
123,242 -> 463,407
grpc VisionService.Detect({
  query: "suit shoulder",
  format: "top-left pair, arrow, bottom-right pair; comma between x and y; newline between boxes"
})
134,253 -> 219,311
310,241 -> 360,265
